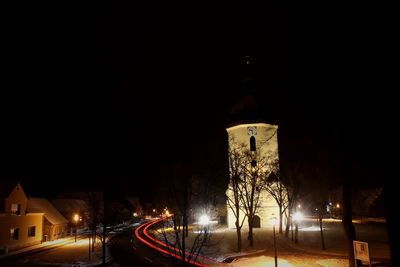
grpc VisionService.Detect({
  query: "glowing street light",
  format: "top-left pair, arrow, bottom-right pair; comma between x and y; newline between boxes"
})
73,214 -> 79,242
199,214 -> 210,225
293,211 -> 303,222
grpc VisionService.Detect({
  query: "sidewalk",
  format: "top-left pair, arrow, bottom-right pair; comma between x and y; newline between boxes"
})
1,235 -> 113,267
0,235 -> 79,260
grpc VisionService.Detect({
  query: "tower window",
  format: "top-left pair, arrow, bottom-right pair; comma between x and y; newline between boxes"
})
250,136 -> 256,151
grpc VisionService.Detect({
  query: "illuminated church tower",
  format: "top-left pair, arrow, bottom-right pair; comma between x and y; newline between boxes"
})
226,57 -> 281,228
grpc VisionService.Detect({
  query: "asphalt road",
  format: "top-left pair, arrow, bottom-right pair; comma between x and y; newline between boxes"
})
108,223 -> 173,267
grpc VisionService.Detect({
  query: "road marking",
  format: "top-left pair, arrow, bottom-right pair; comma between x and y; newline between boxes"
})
144,257 -> 153,263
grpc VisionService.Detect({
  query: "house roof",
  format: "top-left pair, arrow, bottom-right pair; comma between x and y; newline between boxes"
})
27,198 -> 68,225
0,181 -> 20,212
0,181 -> 19,200
51,199 -> 89,213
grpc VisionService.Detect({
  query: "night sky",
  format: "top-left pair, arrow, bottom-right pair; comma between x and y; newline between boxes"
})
1,2 -> 396,201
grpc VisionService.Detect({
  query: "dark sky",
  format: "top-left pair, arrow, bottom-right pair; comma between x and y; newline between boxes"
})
1,2 -> 396,200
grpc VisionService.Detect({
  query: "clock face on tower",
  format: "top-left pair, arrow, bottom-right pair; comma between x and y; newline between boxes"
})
247,126 -> 257,136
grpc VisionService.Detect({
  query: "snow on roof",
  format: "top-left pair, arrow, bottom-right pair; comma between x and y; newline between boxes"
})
51,199 -> 89,213
27,198 -> 68,225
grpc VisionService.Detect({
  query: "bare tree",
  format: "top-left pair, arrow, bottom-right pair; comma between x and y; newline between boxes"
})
352,187 -> 383,217
234,139 -> 269,246
159,214 -> 211,267
156,163 -> 215,266
226,137 -> 247,252
265,161 -> 288,235
305,154 -> 336,251
86,191 -> 103,255
280,164 -> 303,240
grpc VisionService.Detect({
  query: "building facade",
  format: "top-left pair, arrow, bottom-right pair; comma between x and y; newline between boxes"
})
27,198 -> 68,242
0,183 -> 43,252
226,122 -> 281,229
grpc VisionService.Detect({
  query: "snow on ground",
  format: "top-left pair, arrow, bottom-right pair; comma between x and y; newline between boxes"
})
315,258 -> 348,267
232,256 -> 294,267
151,218 -> 390,266
20,238 -> 112,267
231,255 -> 348,267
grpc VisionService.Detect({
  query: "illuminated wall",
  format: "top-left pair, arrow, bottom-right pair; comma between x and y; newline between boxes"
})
0,213 -> 43,251
0,184 -> 43,251
226,123 -> 282,228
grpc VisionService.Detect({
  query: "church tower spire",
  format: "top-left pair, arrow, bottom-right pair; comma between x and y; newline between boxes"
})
241,56 -> 256,95
228,56 -> 259,126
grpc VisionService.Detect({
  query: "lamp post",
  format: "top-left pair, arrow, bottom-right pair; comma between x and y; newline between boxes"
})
271,216 -> 278,267
73,214 -> 79,242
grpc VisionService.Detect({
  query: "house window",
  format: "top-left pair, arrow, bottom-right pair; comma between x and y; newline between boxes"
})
10,228 -> 19,240
28,226 -> 36,237
11,203 -> 21,215
250,136 -> 256,151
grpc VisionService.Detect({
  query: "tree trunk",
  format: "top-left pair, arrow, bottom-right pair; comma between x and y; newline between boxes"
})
284,212 -> 290,238
181,176 -> 188,266
319,213 -> 326,250
92,229 -> 96,252
278,205 -> 283,234
102,224 -> 106,266
235,222 -> 242,252
247,216 -> 254,246
181,221 -> 186,267
295,222 -> 298,244
343,182 -> 356,267
291,220 -> 294,241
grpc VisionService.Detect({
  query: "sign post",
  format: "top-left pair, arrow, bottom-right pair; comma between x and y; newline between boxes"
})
353,240 -> 371,267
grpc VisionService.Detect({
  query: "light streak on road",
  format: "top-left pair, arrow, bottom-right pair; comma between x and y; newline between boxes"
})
135,219 -> 220,267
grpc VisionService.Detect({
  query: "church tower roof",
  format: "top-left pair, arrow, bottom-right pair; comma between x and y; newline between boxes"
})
227,56 -> 269,127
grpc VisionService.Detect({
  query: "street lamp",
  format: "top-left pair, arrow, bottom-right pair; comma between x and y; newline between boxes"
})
73,214 -> 79,242
270,216 -> 278,267
293,211 -> 303,244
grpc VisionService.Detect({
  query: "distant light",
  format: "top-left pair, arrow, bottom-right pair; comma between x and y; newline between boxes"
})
133,212 -> 138,217
152,209 -> 156,213
336,203 -> 340,208
315,208 -> 318,211
199,214 -> 210,225
293,211 -> 303,222
297,204 -> 301,209
73,214 -> 79,222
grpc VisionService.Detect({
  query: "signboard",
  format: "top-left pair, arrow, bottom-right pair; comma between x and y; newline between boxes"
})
353,240 -> 371,267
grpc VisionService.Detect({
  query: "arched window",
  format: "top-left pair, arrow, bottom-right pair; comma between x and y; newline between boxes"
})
253,215 -> 261,228
250,136 -> 256,151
